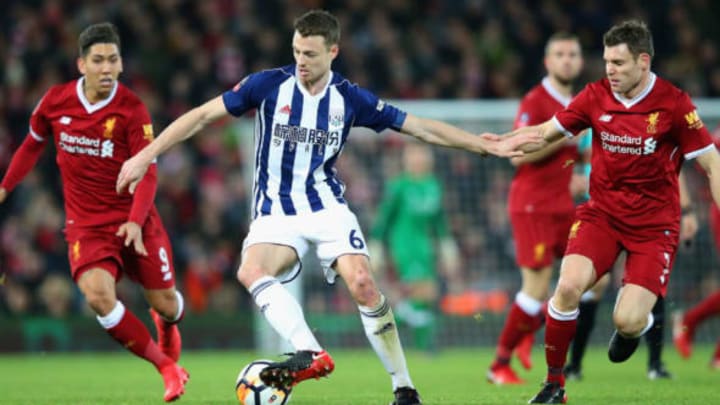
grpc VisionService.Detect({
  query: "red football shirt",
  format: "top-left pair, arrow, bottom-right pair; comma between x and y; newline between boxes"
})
29,78 -> 157,228
509,78 -> 579,214
554,74 -> 714,231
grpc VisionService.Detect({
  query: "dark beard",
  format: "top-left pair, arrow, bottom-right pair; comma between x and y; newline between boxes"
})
553,75 -> 573,87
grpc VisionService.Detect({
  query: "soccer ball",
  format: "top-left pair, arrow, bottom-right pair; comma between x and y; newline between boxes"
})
235,360 -> 292,405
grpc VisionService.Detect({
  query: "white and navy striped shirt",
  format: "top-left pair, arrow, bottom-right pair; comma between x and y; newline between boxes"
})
223,65 -> 407,218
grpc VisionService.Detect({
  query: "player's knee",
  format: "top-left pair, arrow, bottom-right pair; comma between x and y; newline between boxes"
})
553,279 -> 583,307
83,288 -> 116,315
613,311 -> 646,336
236,265 -> 265,288
148,290 -> 178,318
348,268 -> 379,306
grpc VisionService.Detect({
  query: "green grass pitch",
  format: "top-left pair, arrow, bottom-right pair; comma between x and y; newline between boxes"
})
0,346 -> 716,404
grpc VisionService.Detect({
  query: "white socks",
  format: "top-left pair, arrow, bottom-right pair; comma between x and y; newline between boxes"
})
515,291 -> 543,316
96,301 -> 125,329
548,299 -> 579,321
359,295 -> 413,390
249,276 -> 322,352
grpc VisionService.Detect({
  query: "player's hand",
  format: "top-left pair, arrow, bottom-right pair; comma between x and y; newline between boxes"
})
478,131 -> 543,157
0,187 -> 7,204
116,155 -> 149,195
680,211 -> 699,245
116,221 -> 148,256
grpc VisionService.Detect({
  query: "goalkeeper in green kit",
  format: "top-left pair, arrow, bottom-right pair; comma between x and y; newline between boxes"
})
369,141 -> 461,352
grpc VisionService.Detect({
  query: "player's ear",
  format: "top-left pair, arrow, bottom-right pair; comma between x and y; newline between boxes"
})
329,43 -> 339,60
638,53 -> 651,70
77,57 -> 86,75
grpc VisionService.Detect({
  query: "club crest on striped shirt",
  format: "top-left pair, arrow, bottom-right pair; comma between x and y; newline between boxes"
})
329,109 -> 344,127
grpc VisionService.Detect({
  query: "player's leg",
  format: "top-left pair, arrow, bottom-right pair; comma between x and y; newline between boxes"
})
77,264 -> 186,402
565,273 -> 610,380
335,253 -> 421,405
238,242 -> 321,351
132,222 -> 185,363
392,250 -> 438,353
529,254 -> 597,403
400,280 -> 437,353
145,288 -> 184,361
612,231 -> 677,364
489,265 -> 551,384
608,284 -> 657,362
128,218 -> 190,402
238,224 -> 338,389
646,296 -> 672,379
491,212 -> 556,384
674,290 -> 720,358
530,210 -> 623,404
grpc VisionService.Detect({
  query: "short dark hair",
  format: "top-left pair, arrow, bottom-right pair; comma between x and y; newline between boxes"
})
293,10 -> 340,48
545,32 -> 581,55
78,22 -> 121,57
603,20 -> 654,59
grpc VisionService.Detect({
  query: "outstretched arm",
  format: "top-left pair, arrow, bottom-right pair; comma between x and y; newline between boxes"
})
0,135 -> 46,203
696,147 -> 720,209
116,96 -> 229,194
503,118 -> 566,154
399,114 -> 541,157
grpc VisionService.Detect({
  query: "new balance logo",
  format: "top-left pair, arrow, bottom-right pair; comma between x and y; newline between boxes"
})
279,105 -> 292,115
599,114 -> 612,122
59,116 -> 72,125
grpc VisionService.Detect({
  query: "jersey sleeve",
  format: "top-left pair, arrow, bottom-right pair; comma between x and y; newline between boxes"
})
28,92 -> 53,142
672,93 -> 715,160
126,102 -> 157,225
126,102 -> 154,155
553,85 -> 593,137
222,72 -> 268,117
348,85 -> 407,132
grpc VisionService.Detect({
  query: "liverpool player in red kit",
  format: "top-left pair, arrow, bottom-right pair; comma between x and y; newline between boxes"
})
0,23 -> 188,402
501,20 -> 720,403
487,33 -> 584,385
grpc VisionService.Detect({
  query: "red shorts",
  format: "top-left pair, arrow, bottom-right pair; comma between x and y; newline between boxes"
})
64,212 -> 176,290
565,204 -> 679,297
510,211 -> 575,270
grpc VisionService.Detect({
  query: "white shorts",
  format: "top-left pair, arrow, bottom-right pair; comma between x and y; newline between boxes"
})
242,204 -> 369,283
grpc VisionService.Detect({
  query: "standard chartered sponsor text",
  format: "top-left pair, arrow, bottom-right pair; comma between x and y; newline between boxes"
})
60,132 -> 100,146
600,131 -> 647,156
58,131 -> 111,157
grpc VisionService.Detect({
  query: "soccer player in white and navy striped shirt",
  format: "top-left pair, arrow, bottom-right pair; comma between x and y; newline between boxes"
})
117,10 -> 537,405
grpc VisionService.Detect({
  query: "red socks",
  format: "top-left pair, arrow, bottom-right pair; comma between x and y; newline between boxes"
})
106,308 -> 173,370
544,303 -> 579,386
492,303 -> 537,369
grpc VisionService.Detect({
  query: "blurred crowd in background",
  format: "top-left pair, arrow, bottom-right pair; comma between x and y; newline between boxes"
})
1,0 -> 719,328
